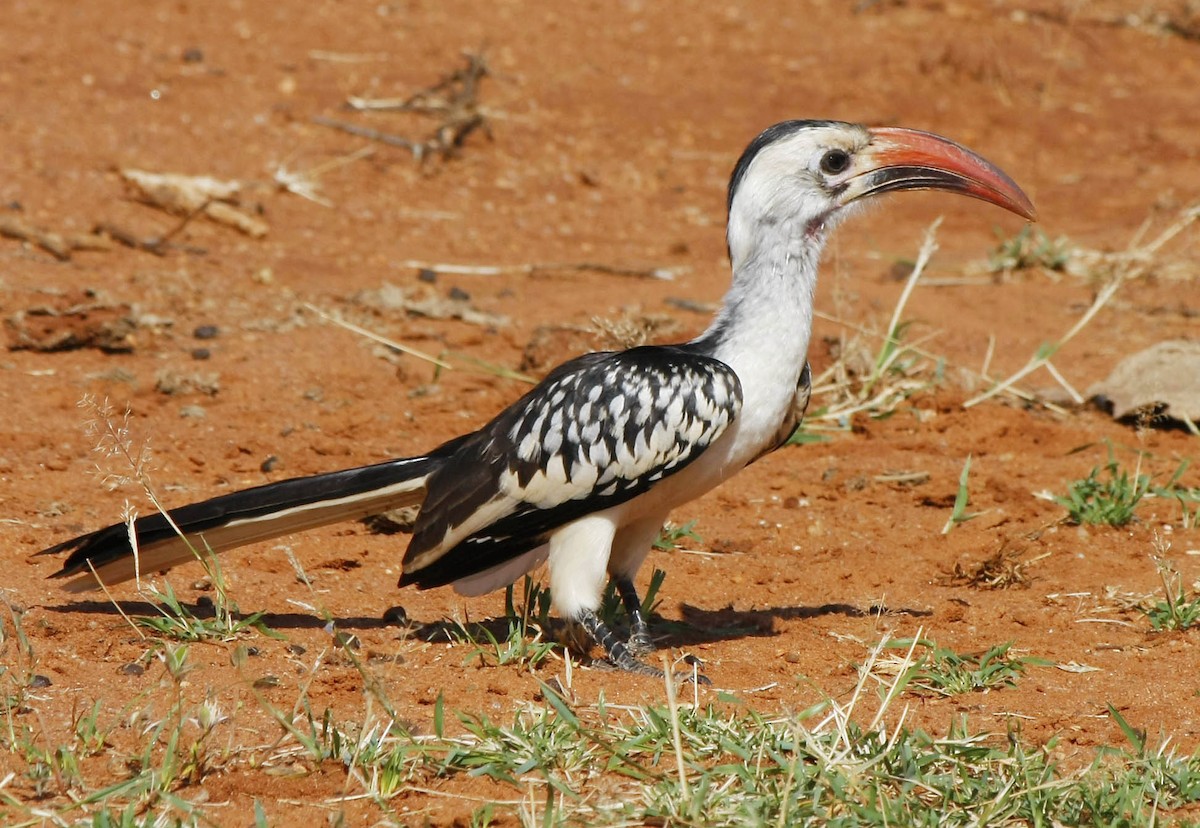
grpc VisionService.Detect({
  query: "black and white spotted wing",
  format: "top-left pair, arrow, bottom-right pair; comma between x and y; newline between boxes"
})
399,345 -> 742,588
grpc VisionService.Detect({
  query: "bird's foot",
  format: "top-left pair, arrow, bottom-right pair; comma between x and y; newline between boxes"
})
578,609 -> 709,684
593,652 -> 711,685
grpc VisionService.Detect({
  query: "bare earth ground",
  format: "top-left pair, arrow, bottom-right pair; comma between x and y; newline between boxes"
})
3,0 -> 1200,823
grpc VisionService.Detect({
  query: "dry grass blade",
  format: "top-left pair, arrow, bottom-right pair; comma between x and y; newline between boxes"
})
302,302 -> 452,369
804,220 -> 942,429
399,259 -> 683,281
966,202 -> 1200,409
963,276 -> 1122,409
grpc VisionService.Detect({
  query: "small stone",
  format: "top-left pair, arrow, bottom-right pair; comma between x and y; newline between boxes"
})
193,324 -> 220,340
286,643 -> 306,656
180,404 -> 206,419
382,605 -> 409,626
260,455 -> 280,473
448,286 -> 470,301
417,268 -> 438,283
367,650 -> 406,664
28,674 -> 52,689
182,47 -> 204,63
190,347 -> 211,361
120,663 -> 145,676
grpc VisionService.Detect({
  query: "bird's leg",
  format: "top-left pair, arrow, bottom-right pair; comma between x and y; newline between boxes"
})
577,609 -> 662,677
614,576 -> 654,656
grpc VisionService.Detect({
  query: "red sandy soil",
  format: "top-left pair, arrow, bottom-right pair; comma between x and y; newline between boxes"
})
2,0 -> 1200,823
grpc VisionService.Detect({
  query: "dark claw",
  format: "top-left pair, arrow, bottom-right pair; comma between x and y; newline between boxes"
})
627,628 -> 654,657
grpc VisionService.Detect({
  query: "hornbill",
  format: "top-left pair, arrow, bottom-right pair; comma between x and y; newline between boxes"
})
41,120 -> 1035,679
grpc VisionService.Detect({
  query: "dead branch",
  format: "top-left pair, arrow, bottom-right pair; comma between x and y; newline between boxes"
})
317,51 -> 492,163
120,169 -> 268,238
0,215 -> 112,261
93,201 -> 212,257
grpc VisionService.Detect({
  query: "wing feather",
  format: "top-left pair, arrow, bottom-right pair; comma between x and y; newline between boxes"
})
400,346 -> 741,586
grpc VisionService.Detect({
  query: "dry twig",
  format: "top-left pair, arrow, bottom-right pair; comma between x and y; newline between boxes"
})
0,215 -> 112,260
317,52 -> 492,163
120,169 -> 268,238
399,259 -> 683,281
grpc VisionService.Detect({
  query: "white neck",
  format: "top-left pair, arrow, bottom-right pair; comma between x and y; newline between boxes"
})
695,208 -> 826,370
689,217 -> 827,462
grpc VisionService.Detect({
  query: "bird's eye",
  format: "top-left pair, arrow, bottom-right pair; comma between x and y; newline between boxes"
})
819,149 -> 851,175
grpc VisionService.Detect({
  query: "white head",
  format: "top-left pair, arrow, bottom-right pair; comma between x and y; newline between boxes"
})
725,120 -> 1036,271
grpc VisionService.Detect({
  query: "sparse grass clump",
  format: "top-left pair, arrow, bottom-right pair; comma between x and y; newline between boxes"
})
1055,456 -> 1151,527
653,520 -> 702,552
1142,554 -> 1200,632
877,637 -> 1046,696
1052,446 -> 1199,529
134,579 -> 272,643
442,576 -> 558,670
988,225 -> 1072,273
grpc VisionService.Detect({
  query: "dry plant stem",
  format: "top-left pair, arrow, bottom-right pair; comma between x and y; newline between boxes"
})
880,217 -> 941,371
311,116 -> 426,158
0,215 -> 111,260
274,145 -> 377,207
811,309 -> 1065,413
301,302 -> 453,369
1042,360 -> 1085,404
662,658 -> 691,803
85,559 -> 146,640
319,52 -> 490,163
347,51 -> 488,115
962,275 -> 1123,409
399,259 -> 682,281
94,199 -> 214,257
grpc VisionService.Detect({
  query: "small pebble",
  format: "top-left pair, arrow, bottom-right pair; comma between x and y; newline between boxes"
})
382,605 -> 409,626
29,674 -> 52,689
448,286 -> 470,301
367,650 -> 406,664
180,404 -> 207,419
181,47 -> 204,63
286,643 -> 306,656
193,324 -> 220,340
191,348 -> 211,361
260,455 -> 280,473
253,675 -> 281,689
120,663 -> 145,676
417,268 -> 438,283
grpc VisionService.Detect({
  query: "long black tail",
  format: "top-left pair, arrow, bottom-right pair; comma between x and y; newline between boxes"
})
41,455 -> 439,592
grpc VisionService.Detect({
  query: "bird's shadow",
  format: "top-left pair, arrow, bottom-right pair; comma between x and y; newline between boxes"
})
47,597 -> 932,651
